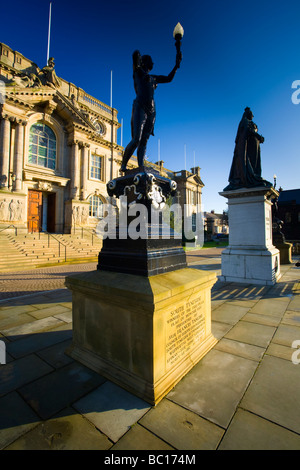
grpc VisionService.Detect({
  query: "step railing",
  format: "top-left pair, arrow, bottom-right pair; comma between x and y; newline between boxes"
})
72,224 -> 99,246
0,225 -> 18,236
32,231 -> 67,262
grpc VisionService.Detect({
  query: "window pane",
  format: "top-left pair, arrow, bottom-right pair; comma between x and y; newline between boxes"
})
38,157 -> 47,167
48,159 -> 56,170
38,146 -> 47,157
29,133 -> 38,144
28,155 -> 37,164
28,123 -> 56,169
90,155 -> 102,180
39,136 -> 48,147
48,149 -> 56,159
89,195 -> 104,218
29,144 -> 37,155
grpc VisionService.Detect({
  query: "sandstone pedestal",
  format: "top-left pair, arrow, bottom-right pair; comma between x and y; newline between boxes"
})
65,268 -> 217,405
219,186 -> 281,285
274,242 -> 292,265
272,229 -> 293,265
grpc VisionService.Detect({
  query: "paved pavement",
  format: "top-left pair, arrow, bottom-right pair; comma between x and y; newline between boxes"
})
0,247 -> 223,301
0,249 -> 300,451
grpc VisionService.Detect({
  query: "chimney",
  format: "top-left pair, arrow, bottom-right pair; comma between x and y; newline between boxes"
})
155,160 -> 164,173
191,166 -> 201,176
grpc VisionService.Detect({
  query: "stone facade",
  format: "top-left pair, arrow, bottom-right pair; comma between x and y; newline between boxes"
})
0,43 -> 204,234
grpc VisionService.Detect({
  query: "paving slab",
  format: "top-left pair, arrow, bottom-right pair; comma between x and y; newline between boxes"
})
0,312 -> 37,330
111,424 -> 174,450
167,349 -> 258,428
240,355 -> 300,435
225,299 -> 258,308
1,316 -> 66,341
139,398 -> 224,450
287,296 -> 300,312
212,303 -> 250,325
249,297 -> 291,317
73,381 -> 150,443
214,337 -> 265,362
53,311 -> 72,323
0,391 -> 40,449
211,321 -> 233,340
241,312 -> 281,327
281,310 -> 300,327
218,408 -> 300,450
0,354 -> 53,397
224,320 -> 277,348
28,305 -> 71,320
18,362 -> 106,420
271,323 -> 300,348
4,407 -> 112,450
0,304 -> 38,316
6,324 -> 72,359
265,343 -> 294,362
36,339 -> 73,369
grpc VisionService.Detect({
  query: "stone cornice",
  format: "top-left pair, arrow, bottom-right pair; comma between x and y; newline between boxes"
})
219,185 -> 278,200
23,168 -> 70,187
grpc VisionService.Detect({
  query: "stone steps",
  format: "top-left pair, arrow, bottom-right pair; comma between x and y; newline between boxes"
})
0,232 -> 102,272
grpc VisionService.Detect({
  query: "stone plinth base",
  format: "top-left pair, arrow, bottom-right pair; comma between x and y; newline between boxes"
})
220,246 -> 280,285
219,186 -> 281,285
65,268 -> 217,405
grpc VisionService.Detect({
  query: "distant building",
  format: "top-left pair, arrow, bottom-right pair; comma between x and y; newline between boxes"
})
277,188 -> 300,241
0,43 -> 204,234
204,210 -> 229,241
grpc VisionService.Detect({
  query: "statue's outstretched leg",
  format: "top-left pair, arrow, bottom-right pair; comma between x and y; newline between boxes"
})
120,102 -> 147,172
136,113 -> 155,167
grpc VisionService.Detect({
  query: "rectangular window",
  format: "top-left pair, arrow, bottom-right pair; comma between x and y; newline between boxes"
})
90,154 -> 103,180
89,195 -> 104,218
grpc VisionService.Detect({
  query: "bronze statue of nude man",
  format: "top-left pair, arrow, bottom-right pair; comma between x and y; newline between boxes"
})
121,49 -> 182,172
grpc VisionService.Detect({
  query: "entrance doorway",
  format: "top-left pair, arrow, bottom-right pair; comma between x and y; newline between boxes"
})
47,193 -> 56,233
28,190 -> 56,233
27,190 -> 42,232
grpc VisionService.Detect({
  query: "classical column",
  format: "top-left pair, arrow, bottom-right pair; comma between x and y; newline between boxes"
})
0,116 -> 11,188
80,142 -> 89,200
70,140 -> 79,199
13,120 -> 27,192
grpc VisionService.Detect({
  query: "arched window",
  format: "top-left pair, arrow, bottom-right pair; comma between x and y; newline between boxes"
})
28,123 -> 56,169
89,195 -> 104,218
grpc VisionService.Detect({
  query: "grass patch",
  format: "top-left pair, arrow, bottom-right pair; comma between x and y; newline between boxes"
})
183,240 -> 228,251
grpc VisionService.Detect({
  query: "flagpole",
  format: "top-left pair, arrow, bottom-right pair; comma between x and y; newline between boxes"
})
110,70 -> 113,184
121,118 -> 123,147
110,70 -> 113,108
47,2 -> 52,63
184,144 -> 186,171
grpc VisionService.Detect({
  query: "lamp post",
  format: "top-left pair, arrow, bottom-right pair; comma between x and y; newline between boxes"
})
173,22 -> 184,67
273,174 -> 277,189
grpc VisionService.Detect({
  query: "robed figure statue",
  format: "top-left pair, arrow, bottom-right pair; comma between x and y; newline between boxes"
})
224,107 -> 272,191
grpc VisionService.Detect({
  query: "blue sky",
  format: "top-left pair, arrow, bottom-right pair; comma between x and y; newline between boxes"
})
1,0 -> 300,213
